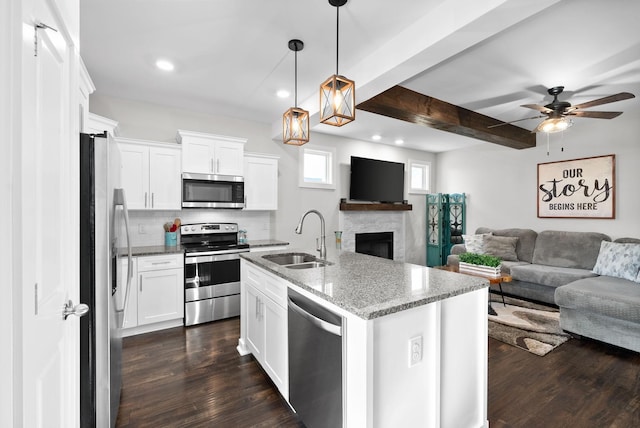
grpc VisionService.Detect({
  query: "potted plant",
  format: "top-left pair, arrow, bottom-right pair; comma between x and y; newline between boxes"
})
458,252 -> 502,277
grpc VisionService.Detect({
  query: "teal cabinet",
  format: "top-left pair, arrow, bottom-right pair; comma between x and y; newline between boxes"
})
426,193 -> 466,267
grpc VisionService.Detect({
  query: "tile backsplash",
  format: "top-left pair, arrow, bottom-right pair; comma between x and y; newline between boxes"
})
121,209 -> 272,247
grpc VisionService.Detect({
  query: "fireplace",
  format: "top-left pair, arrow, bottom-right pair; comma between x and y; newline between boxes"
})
339,210 -> 405,261
355,232 -> 394,260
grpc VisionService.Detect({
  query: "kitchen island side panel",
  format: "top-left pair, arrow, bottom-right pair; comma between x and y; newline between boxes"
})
440,288 -> 489,428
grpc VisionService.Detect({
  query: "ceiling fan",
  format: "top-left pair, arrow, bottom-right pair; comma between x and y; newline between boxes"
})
491,86 -> 635,133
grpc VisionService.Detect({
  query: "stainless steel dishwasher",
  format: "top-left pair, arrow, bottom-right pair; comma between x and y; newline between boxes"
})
288,288 -> 343,428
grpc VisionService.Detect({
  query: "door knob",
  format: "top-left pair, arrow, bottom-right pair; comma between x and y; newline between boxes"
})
63,300 -> 90,320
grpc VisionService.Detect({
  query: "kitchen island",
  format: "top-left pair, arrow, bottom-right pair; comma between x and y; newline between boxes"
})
237,248 -> 489,428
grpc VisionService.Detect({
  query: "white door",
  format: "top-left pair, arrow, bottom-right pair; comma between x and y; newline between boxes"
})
21,0 -> 80,426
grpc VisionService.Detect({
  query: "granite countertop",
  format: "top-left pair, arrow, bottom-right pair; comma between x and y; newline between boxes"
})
121,239 -> 290,256
120,245 -> 185,257
248,239 -> 290,248
241,248 -> 489,320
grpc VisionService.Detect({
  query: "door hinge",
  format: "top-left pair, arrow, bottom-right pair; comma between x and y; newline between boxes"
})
34,22 -> 58,57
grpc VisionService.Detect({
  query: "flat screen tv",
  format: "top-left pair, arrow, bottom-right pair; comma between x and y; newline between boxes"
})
349,156 -> 405,203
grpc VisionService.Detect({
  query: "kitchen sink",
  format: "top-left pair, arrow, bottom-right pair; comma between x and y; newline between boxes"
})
263,253 -> 317,266
286,261 -> 330,269
262,252 -> 332,269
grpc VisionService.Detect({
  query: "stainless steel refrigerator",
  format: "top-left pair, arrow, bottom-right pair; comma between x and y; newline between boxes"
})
80,133 -> 133,428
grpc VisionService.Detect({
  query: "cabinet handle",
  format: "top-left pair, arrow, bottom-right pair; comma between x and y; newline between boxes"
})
144,192 -> 148,208
151,261 -> 171,265
210,158 -> 214,173
255,295 -> 259,318
217,158 -> 220,172
139,274 -> 143,292
151,193 -> 154,208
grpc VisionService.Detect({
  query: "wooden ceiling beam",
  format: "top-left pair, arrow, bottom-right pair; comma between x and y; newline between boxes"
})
356,85 -> 536,150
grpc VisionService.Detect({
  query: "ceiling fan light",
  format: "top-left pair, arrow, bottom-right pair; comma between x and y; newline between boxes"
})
539,117 -> 572,133
283,107 -> 310,145
320,74 -> 355,126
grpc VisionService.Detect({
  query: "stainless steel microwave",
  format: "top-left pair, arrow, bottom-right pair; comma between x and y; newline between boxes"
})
182,173 -> 245,209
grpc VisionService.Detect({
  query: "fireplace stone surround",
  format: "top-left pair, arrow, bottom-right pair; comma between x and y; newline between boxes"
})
339,210 -> 406,261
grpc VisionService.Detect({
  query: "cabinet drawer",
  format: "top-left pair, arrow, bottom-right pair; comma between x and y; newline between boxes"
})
263,272 -> 287,308
137,254 -> 183,271
244,261 -> 264,294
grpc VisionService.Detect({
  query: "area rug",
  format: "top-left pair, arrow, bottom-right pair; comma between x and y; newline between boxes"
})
488,296 -> 571,356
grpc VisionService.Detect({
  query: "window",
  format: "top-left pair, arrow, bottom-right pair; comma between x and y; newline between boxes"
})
299,145 -> 336,189
409,160 -> 430,194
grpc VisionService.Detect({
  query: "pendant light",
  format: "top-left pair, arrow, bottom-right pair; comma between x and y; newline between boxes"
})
283,39 -> 310,145
320,0 -> 355,127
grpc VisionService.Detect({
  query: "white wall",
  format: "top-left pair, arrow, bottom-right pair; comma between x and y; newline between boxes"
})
90,94 -> 436,264
436,109 -> 640,240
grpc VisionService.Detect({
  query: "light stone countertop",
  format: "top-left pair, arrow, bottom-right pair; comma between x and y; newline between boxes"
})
241,248 -> 489,320
119,245 -> 185,257
248,239 -> 289,248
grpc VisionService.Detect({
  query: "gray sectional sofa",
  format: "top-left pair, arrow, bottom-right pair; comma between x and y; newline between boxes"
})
447,228 -> 640,352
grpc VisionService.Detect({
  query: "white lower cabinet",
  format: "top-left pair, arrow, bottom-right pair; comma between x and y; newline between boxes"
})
242,261 -> 288,399
245,283 -> 264,360
262,295 -> 288,392
120,253 -> 184,337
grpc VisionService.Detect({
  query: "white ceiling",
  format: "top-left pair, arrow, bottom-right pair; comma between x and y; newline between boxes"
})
80,0 -> 640,153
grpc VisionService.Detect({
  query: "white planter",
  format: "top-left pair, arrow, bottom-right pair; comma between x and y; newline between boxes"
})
459,262 -> 502,278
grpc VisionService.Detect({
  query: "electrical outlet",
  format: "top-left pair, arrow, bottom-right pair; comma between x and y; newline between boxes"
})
138,224 -> 146,234
409,336 -> 423,367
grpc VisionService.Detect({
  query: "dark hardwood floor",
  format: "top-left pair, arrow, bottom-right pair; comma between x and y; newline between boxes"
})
116,318 -> 640,427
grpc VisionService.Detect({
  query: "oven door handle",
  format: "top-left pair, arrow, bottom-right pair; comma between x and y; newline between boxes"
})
185,252 -> 245,264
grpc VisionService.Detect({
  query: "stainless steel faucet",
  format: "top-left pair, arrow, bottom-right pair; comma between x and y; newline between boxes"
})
295,209 -> 326,259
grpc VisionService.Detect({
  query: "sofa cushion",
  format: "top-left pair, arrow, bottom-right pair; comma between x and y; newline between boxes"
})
510,264 -> 598,288
483,235 -> 519,261
555,276 -> 640,324
476,227 -> 537,263
592,241 -> 640,282
462,232 -> 491,253
499,260 -> 530,275
532,230 -> 611,269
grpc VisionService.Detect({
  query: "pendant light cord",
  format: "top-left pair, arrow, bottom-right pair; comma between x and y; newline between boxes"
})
336,5 -> 340,75
294,49 -> 298,108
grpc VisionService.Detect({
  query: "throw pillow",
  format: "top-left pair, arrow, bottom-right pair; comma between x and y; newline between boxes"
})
462,233 -> 492,253
482,235 -> 519,261
592,241 -> 640,282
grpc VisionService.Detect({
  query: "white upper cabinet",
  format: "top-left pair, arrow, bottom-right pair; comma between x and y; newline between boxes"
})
244,153 -> 279,210
149,147 -> 182,209
117,137 -> 181,210
177,129 -> 246,176
87,113 -> 119,137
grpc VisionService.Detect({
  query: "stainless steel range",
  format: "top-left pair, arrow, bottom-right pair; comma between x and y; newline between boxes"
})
181,223 -> 249,326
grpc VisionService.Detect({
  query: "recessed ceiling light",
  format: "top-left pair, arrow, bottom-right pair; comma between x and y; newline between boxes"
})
371,134 -> 382,141
277,89 -> 290,98
395,139 -> 404,145
155,59 -> 174,71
